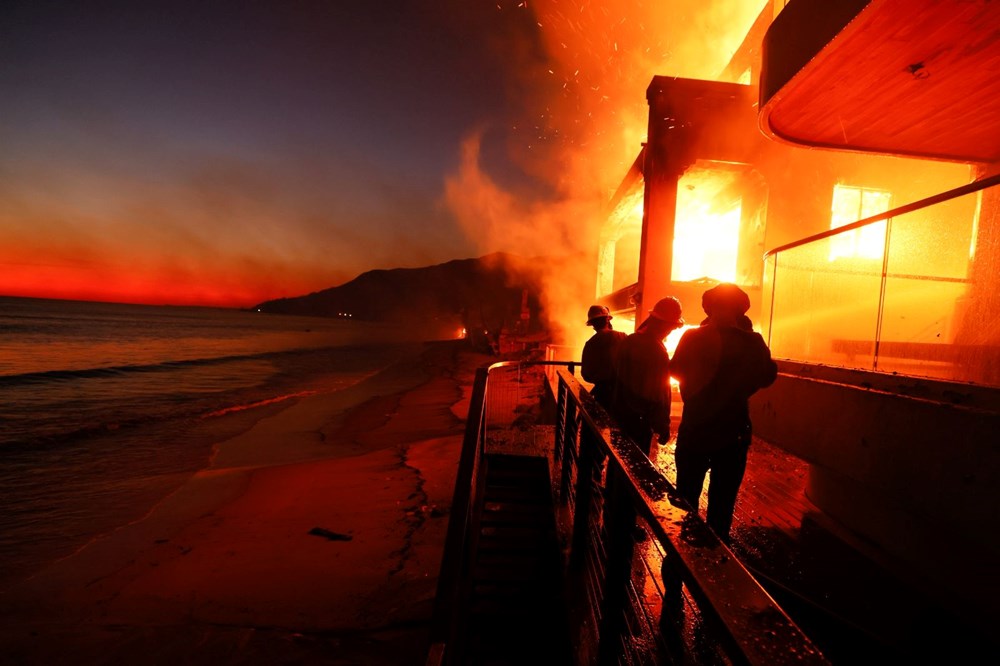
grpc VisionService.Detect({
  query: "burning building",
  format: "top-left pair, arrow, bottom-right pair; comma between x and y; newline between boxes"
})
588,0 -> 1000,637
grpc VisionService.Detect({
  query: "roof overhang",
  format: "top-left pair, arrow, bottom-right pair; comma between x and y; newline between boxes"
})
759,0 -> 1000,164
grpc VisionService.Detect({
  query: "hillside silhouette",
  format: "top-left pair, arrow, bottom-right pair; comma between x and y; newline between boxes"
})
253,252 -> 566,341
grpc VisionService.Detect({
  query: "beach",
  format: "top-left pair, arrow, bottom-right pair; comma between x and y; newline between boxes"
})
0,339 -> 494,665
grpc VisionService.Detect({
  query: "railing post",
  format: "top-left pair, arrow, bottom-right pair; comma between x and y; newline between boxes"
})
873,215 -> 893,372
555,379 -> 569,463
427,365 -> 490,665
596,461 -> 639,665
568,422 -> 600,569
657,526 -> 689,662
561,401 -> 581,508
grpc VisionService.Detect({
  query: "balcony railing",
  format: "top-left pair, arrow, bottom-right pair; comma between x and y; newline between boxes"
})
762,173 -> 1000,388
427,360 -> 827,665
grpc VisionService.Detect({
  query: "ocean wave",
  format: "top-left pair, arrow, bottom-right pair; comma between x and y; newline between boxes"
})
0,348 -> 335,387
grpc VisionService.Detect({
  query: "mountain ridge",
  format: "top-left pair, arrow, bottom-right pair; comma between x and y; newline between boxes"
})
253,251 -> 568,339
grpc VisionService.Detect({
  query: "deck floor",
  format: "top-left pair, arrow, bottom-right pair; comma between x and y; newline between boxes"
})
651,434 -> 993,663
483,363 -> 995,661
491,421 -> 994,662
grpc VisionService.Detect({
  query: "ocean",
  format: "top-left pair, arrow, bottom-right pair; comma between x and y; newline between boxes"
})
0,296 -> 423,590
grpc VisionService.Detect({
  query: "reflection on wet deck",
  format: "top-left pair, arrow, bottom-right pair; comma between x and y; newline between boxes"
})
652,434 -> 992,663
495,420 -> 994,662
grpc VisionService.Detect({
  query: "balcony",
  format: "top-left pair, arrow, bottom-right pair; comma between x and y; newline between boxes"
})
759,0 -> 1000,163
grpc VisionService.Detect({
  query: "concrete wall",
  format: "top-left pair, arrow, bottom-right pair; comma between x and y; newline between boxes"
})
750,361 -> 1000,622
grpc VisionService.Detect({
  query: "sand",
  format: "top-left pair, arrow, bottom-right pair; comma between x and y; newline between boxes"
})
0,340 -> 494,665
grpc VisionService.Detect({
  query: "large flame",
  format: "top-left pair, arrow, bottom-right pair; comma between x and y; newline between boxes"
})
445,1 -> 768,349
673,166 -> 743,283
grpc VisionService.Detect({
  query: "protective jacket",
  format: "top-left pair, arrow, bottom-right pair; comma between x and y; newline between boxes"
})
670,321 -> 777,449
611,328 -> 673,450
582,328 -> 627,408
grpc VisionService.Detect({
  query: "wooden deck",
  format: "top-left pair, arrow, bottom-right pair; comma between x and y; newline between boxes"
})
534,381 -> 988,660
474,361 -> 996,663
651,432 -> 991,663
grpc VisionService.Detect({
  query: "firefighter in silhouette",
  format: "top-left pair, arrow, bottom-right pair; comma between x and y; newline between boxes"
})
581,305 -> 627,411
611,297 -> 685,456
669,283 -> 777,543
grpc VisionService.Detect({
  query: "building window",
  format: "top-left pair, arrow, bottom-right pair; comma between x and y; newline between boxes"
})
672,165 -> 741,283
829,184 -> 891,260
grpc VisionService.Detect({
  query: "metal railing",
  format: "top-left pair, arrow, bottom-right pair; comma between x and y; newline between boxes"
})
762,173 -> 1000,388
427,360 -> 828,665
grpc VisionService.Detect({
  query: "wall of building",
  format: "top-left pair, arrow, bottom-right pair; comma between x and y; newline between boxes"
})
750,362 -> 1000,629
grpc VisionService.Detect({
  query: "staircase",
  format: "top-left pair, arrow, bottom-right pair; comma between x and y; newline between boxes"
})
462,453 -> 571,665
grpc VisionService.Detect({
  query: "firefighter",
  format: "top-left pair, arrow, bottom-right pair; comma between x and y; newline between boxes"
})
670,283 -> 777,543
581,305 -> 627,411
611,297 -> 685,456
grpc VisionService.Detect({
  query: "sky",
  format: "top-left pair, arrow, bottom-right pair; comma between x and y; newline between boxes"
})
1,0 -> 765,308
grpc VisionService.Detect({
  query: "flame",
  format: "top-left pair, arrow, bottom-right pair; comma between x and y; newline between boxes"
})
476,0 -> 974,378
609,313 -> 695,387
615,316 -> 693,357
446,2 -> 768,348
673,166 -> 742,283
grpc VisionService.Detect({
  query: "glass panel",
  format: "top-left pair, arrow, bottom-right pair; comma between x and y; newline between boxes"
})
768,237 -> 882,368
603,187 -> 645,293
614,228 -> 642,291
764,179 -> 1000,388
878,191 -> 979,381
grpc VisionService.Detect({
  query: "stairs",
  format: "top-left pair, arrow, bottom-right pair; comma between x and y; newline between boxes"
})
462,454 -> 571,665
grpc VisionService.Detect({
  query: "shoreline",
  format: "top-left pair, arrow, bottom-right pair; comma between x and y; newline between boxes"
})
0,339 -> 493,665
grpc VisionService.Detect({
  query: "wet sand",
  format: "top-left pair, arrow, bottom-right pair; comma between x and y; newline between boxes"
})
0,340 -> 493,665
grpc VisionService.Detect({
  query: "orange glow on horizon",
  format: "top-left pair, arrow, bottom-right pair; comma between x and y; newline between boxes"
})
5,2 -> 768,310
0,258 -> 341,308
